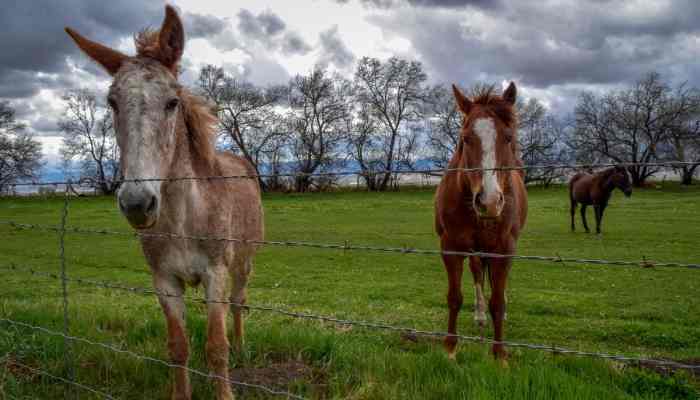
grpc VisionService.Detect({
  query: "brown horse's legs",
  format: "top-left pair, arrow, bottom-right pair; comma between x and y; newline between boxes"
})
595,205 -> 604,234
442,253 -> 465,359
580,205 -> 590,233
570,199 -> 577,231
488,258 -> 510,361
230,257 -> 252,355
205,272 -> 234,400
468,256 -> 487,329
154,276 -> 191,400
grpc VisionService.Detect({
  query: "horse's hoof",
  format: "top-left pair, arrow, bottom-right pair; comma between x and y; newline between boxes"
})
498,358 -> 509,368
447,350 -> 457,361
474,312 -> 488,327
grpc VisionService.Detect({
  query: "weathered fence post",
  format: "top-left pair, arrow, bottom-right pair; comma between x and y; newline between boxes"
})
59,180 -> 76,398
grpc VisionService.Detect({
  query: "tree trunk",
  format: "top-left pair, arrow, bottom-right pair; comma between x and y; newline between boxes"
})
681,168 -> 694,185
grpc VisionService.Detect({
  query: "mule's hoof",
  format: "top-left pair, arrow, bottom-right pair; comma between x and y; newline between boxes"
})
498,358 -> 509,368
447,349 -> 457,361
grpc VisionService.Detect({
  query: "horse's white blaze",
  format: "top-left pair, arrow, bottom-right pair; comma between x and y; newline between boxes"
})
473,117 -> 501,201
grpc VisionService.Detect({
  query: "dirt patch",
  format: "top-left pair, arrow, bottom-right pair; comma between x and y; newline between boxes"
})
1,357 -> 40,381
231,359 -> 328,398
636,358 -> 700,380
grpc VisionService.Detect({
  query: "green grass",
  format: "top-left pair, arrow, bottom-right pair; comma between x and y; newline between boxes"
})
0,184 -> 699,399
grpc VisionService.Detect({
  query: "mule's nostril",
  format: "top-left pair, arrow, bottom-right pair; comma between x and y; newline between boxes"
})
146,195 -> 157,214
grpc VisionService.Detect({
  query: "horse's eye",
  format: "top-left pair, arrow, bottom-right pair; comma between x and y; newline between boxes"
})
107,98 -> 118,113
165,98 -> 180,112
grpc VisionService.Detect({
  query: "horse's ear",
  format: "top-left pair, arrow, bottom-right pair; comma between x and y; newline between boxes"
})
452,84 -> 471,114
158,5 -> 185,73
503,81 -> 517,105
65,27 -> 128,75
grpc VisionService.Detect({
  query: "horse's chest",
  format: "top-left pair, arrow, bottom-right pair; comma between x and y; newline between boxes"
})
144,239 -> 215,286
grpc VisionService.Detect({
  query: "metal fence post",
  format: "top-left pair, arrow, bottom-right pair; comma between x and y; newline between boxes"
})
59,180 -> 76,398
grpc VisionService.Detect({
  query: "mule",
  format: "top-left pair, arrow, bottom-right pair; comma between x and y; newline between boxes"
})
569,166 -> 631,234
66,6 -> 264,400
434,83 -> 528,362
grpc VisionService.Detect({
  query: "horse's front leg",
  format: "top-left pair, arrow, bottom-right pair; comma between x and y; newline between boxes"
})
488,251 -> 512,364
154,275 -> 191,400
204,268 -> 234,400
468,256 -> 487,330
441,252 -> 465,360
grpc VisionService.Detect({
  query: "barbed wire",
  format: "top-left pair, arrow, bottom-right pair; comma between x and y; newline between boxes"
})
7,161 -> 699,187
0,357 -> 117,399
0,317 -> 307,400
2,220 -> 698,270
3,263 -> 698,372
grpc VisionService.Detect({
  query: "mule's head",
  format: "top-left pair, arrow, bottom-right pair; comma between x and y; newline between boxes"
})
452,83 -> 518,219
612,166 -> 632,197
66,6 -> 186,229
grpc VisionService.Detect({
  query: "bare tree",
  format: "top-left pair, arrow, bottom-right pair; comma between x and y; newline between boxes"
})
0,101 -> 42,193
287,68 -> 350,192
661,86 -> 700,185
425,84 -> 461,170
59,89 -> 119,194
573,72 -> 696,187
197,65 -> 289,190
353,56 -> 427,191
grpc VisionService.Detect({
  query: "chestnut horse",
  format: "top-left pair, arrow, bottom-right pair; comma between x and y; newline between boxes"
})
435,83 -> 527,362
569,166 -> 631,234
66,7 -> 264,400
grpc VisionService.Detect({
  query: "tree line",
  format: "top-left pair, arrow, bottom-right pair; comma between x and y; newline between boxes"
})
2,58 -> 698,194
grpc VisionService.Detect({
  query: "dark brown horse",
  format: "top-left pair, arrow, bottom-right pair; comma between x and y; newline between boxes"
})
569,166 -> 631,234
434,83 -> 528,362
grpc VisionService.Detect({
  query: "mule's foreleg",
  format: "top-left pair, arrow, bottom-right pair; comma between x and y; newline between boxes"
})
230,257 -> 252,355
488,257 -> 511,363
154,276 -> 191,400
205,270 -> 234,400
580,205 -> 590,233
441,253 -> 464,360
468,256 -> 487,328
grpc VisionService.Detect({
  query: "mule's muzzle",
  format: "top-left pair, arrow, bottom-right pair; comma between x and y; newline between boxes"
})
117,184 -> 159,229
473,190 -> 505,219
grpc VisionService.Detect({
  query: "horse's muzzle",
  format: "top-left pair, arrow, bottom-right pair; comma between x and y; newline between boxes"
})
117,183 -> 159,229
474,190 -> 505,218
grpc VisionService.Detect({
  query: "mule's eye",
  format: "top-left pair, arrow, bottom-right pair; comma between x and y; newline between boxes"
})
165,98 -> 179,112
107,98 -> 118,113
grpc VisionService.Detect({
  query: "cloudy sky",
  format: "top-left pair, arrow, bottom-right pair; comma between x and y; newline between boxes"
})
2,0 -> 699,163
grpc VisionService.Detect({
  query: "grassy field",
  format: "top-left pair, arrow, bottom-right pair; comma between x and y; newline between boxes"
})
0,183 -> 699,399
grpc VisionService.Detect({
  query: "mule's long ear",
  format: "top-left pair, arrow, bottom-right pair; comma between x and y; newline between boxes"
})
65,28 -> 128,75
158,5 -> 185,73
452,84 -> 472,114
503,81 -> 517,105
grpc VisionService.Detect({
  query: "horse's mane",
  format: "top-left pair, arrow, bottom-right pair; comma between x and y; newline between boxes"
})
471,85 -> 517,128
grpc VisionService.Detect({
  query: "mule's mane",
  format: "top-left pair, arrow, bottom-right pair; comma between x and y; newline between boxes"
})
179,90 -> 218,170
470,85 -> 516,127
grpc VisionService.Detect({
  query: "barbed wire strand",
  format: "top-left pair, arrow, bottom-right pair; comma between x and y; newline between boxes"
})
3,263 -> 697,372
2,220 -> 698,270
1,358 -> 116,399
0,317 -> 307,400
7,161 -> 700,187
